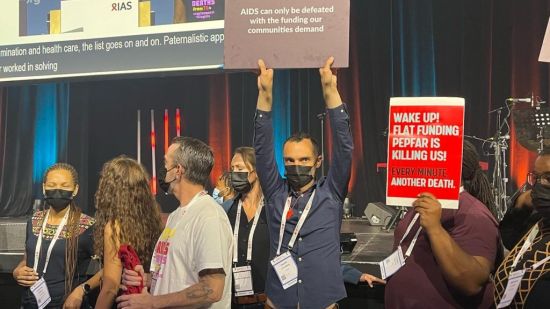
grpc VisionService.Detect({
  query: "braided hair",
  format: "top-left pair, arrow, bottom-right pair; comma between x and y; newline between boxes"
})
462,140 -> 498,218
42,163 -> 82,300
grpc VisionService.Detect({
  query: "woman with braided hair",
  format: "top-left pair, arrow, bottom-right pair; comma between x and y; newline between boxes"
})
13,163 -> 100,308
461,140 -> 498,219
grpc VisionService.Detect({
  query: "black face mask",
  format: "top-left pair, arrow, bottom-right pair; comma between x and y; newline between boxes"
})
158,166 -> 176,194
532,182 -> 550,219
231,172 -> 252,193
44,189 -> 73,211
285,165 -> 314,191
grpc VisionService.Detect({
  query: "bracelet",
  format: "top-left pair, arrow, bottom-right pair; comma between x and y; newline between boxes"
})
81,283 -> 90,295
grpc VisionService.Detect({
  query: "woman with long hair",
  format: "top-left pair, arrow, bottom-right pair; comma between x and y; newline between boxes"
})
94,156 -> 163,308
224,147 -> 269,308
13,163 -> 100,308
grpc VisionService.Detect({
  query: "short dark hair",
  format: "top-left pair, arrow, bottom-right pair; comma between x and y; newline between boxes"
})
284,132 -> 320,157
171,137 -> 214,186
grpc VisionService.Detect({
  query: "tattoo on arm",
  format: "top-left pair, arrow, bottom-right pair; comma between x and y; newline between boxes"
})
185,268 -> 225,302
185,282 -> 213,299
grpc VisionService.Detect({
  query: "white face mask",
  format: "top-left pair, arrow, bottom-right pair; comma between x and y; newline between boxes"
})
212,188 -> 224,205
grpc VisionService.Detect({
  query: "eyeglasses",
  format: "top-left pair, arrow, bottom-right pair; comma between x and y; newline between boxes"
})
527,171 -> 550,186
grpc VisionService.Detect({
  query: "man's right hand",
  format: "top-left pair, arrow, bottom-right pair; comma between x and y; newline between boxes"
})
257,59 -> 274,111
13,266 -> 38,287
121,265 -> 146,291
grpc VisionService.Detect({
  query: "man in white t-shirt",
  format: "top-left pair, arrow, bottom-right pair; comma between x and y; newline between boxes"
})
117,137 -> 233,309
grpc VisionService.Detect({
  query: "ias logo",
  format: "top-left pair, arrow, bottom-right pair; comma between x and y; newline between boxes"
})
112,1 -> 133,11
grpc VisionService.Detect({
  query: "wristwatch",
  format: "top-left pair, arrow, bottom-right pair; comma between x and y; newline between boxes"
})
81,283 -> 90,295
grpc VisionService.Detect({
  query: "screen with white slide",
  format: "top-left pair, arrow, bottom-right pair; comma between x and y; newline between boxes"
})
0,0 -> 225,82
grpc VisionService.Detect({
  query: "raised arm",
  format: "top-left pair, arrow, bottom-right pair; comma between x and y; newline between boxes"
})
321,57 -> 353,201
257,59 -> 273,112
254,59 -> 284,200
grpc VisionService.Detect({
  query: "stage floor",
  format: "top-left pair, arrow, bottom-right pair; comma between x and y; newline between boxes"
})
341,218 -> 394,263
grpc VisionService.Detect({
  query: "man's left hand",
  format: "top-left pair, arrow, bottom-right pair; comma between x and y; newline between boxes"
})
412,192 -> 443,234
359,273 -> 386,288
116,287 -> 154,309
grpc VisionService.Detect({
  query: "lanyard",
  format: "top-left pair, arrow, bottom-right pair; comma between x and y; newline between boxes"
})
530,255 -> 550,271
276,190 -> 316,256
398,212 -> 422,258
33,209 -> 70,274
233,197 -> 264,263
399,188 -> 464,259
511,223 -> 540,270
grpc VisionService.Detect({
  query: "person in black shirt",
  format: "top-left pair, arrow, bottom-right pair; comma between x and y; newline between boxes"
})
13,163 -> 101,308
225,147 -> 269,308
493,152 -> 550,308
500,182 -> 542,250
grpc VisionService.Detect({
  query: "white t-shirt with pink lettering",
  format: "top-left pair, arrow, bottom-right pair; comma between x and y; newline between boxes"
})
150,194 -> 233,308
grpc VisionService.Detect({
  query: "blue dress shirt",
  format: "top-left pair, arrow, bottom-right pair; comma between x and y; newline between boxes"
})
253,104 -> 353,309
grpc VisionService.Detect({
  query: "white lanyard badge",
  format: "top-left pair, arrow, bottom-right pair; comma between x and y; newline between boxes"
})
276,191 -> 316,256
399,212 -> 422,258
497,254 -> 550,308
33,209 -> 70,274
233,198 -> 264,263
379,212 -> 421,280
511,223 -> 540,270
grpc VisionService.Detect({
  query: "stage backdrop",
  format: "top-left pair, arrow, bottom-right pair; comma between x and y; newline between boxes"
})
1,0 -> 549,216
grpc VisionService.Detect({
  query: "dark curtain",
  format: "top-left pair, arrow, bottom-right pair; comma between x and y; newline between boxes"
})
2,0 -> 550,217
0,84 -> 70,217
0,86 -> 35,216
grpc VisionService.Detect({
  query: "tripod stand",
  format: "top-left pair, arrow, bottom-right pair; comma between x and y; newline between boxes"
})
490,106 -> 510,220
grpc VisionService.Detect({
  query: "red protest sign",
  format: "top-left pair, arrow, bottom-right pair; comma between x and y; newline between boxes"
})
386,97 -> 465,209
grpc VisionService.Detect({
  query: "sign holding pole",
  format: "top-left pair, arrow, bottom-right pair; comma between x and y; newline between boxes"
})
386,97 -> 465,209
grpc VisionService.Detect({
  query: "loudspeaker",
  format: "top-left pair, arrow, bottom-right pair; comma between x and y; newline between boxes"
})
364,202 -> 397,226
